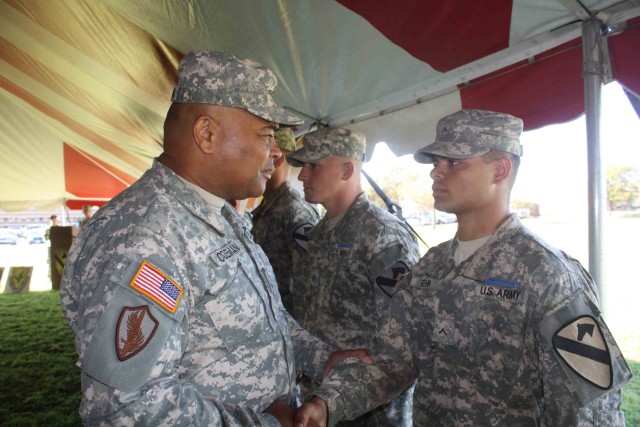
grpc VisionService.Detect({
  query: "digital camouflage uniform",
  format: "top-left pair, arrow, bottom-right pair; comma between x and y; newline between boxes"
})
61,160 -> 333,425
297,195 -> 420,426
251,181 -> 320,314
312,110 -> 632,426
316,214 -> 632,426
295,193 -> 420,350
288,127 -> 421,426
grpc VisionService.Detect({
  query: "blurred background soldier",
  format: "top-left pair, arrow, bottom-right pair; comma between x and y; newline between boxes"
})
251,127 -> 320,314
78,205 -> 93,228
44,214 -> 58,241
288,127 -> 420,426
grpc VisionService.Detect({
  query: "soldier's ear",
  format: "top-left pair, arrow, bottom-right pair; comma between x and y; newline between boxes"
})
193,115 -> 219,154
342,161 -> 354,180
494,157 -> 512,183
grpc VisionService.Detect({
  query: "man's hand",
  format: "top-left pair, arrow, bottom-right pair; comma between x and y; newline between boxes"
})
264,399 -> 296,427
322,348 -> 373,378
295,396 -> 327,427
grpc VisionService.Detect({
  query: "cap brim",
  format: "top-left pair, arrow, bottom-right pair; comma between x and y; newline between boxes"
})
285,156 -> 304,167
246,106 -> 304,126
413,141 -> 488,164
285,148 -> 329,167
413,148 -> 436,164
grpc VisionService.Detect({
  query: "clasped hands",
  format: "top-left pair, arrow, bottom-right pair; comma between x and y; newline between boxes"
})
265,348 -> 373,427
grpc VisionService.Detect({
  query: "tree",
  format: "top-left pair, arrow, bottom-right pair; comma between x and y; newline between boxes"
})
510,200 -> 540,217
363,164 -> 433,215
607,165 -> 640,210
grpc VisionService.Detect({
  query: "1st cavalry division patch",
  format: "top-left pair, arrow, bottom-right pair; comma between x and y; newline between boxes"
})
293,223 -> 314,250
130,261 -> 183,313
376,261 -> 410,297
552,315 -> 612,389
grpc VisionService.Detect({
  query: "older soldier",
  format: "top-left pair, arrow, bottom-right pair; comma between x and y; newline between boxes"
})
287,127 -> 420,426
60,51 -> 335,426
297,109 -> 633,427
252,127 -> 321,314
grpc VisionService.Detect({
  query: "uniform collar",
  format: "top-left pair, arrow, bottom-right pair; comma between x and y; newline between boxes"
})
310,192 -> 367,240
458,213 -> 522,279
252,182 -> 292,218
151,159 -> 225,235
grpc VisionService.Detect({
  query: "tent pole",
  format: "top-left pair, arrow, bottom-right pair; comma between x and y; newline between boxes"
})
582,19 -> 607,313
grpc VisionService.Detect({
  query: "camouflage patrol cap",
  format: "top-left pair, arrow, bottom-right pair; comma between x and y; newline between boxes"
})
286,127 -> 366,167
274,127 -> 296,152
414,109 -> 523,164
171,51 -> 303,125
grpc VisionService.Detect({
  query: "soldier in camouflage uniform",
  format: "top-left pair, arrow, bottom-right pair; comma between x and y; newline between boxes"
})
287,127 -> 420,426
252,127 -> 321,315
60,50 -> 336,426
298,109 -> 633,426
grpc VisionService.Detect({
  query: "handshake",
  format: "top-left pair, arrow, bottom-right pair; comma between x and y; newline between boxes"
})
264,396 -> 327,427
264,348 -> 373,427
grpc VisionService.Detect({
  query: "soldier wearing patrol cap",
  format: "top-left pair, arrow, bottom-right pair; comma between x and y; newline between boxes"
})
288,127 -> 420,426
60,51 -> 338,426
296,109 -> 633,426
251,127 -> 321,314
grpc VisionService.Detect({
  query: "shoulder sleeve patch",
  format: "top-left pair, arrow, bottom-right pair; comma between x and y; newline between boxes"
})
552,315 -> 612,390
116,305 -> 159,361
81,285 -> 175,391
293,223 -> 314,250
538,289 -> 632,406
130,261 -> 183,313
376,261 -> 410,297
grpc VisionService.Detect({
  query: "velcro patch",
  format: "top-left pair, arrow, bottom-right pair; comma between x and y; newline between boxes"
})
552,315 -> 612,389
293,223 -> 314,250
333,242 -> 353,257
418,276 -> 443,290
115,305 -> 159,361
212,240 -> 244,266
476,284 -> 525,304
376,261 -> 410,297
130,261 -> 183,313
433,317 -> 455,345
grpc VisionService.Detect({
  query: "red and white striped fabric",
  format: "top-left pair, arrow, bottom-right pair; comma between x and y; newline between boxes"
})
1,0 -> 638,210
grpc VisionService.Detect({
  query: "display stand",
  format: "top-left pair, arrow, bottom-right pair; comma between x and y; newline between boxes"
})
49,226 -> 72,290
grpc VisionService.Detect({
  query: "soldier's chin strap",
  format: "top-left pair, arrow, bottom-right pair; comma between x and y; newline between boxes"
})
361,169 -> 429,249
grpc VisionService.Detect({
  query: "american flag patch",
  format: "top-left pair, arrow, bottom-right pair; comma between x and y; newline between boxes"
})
130,261 -> 183,313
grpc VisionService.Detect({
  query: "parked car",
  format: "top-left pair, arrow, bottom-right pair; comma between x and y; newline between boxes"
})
435,211 -> 457,224
0,228 -> 20,245
419,211 -> 434,225
23,225 -> 47,244
512,207 -> 530,218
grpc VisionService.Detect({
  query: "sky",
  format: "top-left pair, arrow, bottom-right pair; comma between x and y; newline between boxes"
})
364,81 -> 640,218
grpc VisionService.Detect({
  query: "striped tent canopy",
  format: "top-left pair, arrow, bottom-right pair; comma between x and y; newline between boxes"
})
1,0 -> 639,211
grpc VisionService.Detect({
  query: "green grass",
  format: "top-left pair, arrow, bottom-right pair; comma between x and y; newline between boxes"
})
0,291 -> 81,427
0,291 -> 638,426
619,211 -> 640,219
626,360 -> 640,426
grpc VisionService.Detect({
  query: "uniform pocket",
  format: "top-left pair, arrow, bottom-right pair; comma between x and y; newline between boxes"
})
472,296 -> 529,408
205,255 -> 276,353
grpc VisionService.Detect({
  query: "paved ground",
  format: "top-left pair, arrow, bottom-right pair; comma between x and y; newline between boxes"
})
1,214 -> 637,360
